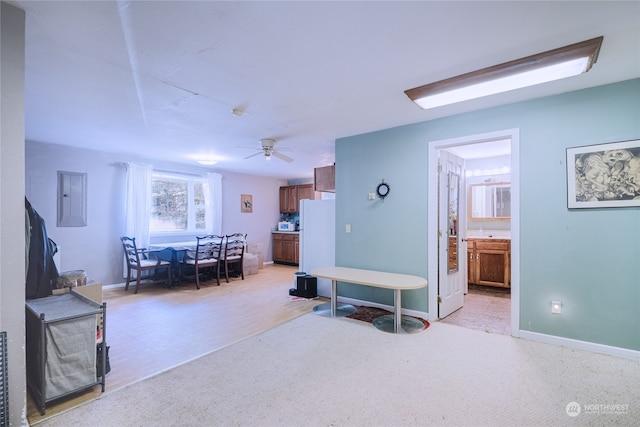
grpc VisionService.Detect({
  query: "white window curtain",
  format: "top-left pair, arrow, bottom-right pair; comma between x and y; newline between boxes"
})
125,162 -> 153,248
205,172 -> 222,235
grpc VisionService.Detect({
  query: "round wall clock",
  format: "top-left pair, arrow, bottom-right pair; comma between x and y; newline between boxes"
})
376,181 -> 390,200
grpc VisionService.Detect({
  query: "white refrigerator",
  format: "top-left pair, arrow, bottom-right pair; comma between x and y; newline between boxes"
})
299,198 -> 335,297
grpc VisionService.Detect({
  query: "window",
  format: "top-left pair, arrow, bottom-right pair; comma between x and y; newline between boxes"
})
150,172 -> 209,234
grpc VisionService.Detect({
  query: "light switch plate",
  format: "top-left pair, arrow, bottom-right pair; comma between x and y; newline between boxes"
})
551,301 -> 562,314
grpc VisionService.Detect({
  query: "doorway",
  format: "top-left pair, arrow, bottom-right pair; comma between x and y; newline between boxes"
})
440,284 -> 512,334
427,129 -> 520,338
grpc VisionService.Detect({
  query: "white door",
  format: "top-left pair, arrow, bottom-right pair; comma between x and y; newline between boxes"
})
438,150 -> 466,318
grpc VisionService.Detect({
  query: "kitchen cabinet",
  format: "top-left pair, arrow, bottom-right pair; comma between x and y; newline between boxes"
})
297,184 -> 318,202
273,232 -> 299,265
279,186 -> 298,213
314,165 -> 335,192
279,184 -> 318,213
467,238 -> 510,288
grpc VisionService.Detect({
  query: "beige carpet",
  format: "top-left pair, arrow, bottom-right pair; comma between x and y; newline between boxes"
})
36,314 -> 639,426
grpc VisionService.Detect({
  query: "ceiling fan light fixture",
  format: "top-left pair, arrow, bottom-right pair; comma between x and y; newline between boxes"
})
405,36 -> 603,110
240,138 -> 294,163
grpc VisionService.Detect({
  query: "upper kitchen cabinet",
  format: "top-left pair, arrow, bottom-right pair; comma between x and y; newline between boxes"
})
314,165 -> 335,193
280,184 -> 318,213
297,184 -> 318,202
279,186 -> 297,213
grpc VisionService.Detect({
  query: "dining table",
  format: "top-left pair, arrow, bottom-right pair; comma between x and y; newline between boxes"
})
147,241 -> 197,287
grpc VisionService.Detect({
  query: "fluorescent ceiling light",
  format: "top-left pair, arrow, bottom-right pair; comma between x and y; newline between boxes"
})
405,36 -> 603,109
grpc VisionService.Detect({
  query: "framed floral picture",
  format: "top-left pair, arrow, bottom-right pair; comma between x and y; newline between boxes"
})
566,139 -> 640,209
241,194 -> 253,213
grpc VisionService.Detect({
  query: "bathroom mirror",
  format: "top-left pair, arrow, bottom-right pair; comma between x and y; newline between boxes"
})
447,172 -> 459,273
469,182 -> 511,220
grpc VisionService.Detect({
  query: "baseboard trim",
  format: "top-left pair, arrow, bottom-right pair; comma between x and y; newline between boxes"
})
519,330 -> 640,361
338,296 -> 638,360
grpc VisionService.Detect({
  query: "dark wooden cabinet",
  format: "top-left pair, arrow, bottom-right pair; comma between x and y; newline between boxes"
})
297,184 -> 316,202
273,233 -> 299,265
279,186 -> 298,213
467,238 -> 510,288
314,165 -> 335,193
279,184 -> 317,213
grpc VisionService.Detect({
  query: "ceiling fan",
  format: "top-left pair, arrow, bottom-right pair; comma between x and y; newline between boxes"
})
241,139 -> 294,163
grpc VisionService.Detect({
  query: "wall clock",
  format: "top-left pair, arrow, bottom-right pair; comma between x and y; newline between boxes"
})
376,181 -> 390,201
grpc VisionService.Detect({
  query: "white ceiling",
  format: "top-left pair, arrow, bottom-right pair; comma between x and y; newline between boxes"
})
12,1 -> 640,178
447,139 -> 512,160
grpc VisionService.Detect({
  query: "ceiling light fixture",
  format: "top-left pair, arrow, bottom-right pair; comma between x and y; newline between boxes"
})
196,159 -> 218,165
232,108 -> 244,116
405,36 -> 603,110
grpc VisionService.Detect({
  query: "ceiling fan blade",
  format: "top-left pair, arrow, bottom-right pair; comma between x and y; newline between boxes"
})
273,151 -> 294,163
243,152 -> 263,160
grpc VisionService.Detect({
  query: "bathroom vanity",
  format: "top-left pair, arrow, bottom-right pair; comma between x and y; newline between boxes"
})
466,238 -> 511,288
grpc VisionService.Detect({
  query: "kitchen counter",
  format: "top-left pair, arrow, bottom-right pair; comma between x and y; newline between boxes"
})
466,235 -> 510,240
466,230 -> 510,239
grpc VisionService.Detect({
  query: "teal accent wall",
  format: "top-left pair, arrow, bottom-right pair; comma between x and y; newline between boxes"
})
335,78 -> 640,351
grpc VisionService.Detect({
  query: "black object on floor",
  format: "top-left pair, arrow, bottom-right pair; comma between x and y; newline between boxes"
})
289,275 -> 317,298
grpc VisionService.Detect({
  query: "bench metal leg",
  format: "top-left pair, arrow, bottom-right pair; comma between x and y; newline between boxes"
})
313,279 -> 355,317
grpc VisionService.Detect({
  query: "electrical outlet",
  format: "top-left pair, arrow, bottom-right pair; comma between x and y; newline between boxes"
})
551,301 -> 562,314
345,224 -> 351,233
368,192 -> 376,200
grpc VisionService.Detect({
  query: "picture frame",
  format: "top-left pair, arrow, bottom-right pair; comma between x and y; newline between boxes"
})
566,139 -> 640,209
241,194 -> 253,213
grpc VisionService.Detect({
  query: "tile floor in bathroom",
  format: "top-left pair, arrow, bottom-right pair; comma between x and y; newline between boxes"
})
439,284 -> 511,335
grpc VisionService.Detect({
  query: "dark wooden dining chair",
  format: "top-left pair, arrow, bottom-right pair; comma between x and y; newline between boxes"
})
120,236 -> 172,294
180,235 -> 224,289
223,233 -> 247,282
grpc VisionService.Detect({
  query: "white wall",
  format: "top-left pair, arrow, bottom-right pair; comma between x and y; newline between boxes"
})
1,3 -> 28,425
26,141 -> 285,285
218,169 -> 286,259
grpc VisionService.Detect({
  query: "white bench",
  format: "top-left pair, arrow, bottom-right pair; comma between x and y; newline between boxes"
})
310,266 -> 428,333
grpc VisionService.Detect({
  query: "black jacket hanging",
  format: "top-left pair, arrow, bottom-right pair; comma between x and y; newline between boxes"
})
25,197 -> 59,299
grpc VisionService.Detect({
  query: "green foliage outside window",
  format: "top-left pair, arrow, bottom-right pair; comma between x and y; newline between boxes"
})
150,174 -> 208,233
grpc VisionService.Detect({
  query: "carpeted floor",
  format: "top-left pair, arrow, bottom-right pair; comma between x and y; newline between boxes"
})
35,313 -> 639,427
